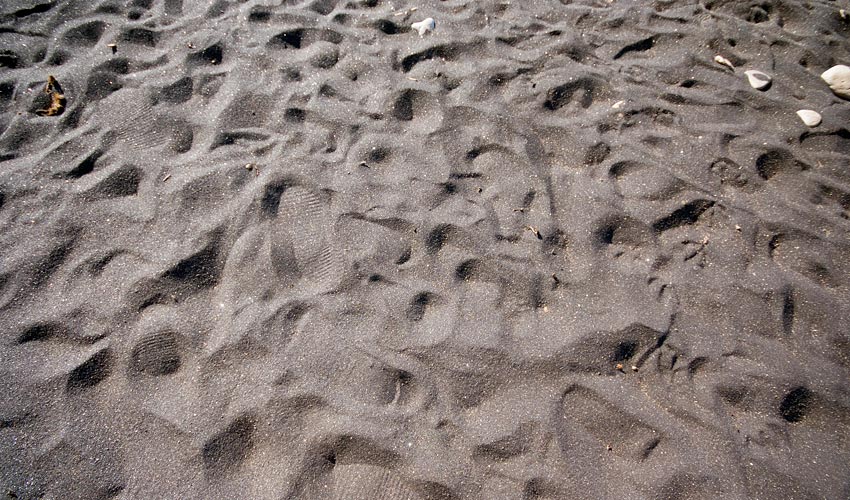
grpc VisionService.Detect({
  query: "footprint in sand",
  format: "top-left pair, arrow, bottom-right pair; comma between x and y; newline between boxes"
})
208,180 -> 343,354
270,184 -> 343,296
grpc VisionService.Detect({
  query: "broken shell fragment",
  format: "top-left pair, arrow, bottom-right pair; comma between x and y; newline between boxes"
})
744,70 -> 771,90
821,65 -> 850,99
714,55 -> 734,70
796,109 -> 822,127
411,18 -> 436,37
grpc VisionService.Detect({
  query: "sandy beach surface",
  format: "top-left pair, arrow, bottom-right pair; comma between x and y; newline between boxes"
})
1,0 -> 850,498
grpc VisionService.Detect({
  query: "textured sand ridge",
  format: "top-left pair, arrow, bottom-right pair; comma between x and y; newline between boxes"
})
1,0 -> 850,498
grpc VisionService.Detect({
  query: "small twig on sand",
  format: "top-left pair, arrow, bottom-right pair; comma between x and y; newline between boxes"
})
525,226 -> 542,240
393,7 -> 417,16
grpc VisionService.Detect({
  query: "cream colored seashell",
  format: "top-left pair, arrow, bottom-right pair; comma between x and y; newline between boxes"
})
411,18 -> 435,37
744,70 -> 771,90
796,109 -> 822,127
821,65 -> 850,99
714,55 -> 734,70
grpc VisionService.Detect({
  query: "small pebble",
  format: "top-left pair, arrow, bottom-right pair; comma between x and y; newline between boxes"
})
744,70 -> 771,90
796,109 -> 822,127
411,18 -> 436,37
821,65 -> 850,99
714,55 -> 734,70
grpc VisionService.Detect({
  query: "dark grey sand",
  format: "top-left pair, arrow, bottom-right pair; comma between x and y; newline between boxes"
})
2,0 -> 850,498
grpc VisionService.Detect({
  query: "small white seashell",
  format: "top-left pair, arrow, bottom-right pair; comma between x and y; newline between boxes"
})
744,70 -> 771,90
821,65 -> 850,99
714,55 -> 734,70
411,18 -> 436,37
796,109 -> 822,127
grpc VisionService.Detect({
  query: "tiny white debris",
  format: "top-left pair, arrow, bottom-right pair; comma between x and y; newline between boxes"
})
714,55 -> 734,70
393,7 -> 417,16
796,109 -> 822,127
744,70 -> 771,90
611,100 -> 625,109
821,65 -> 850,99
411,18 -> 436,37
841,9 -> 847,20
